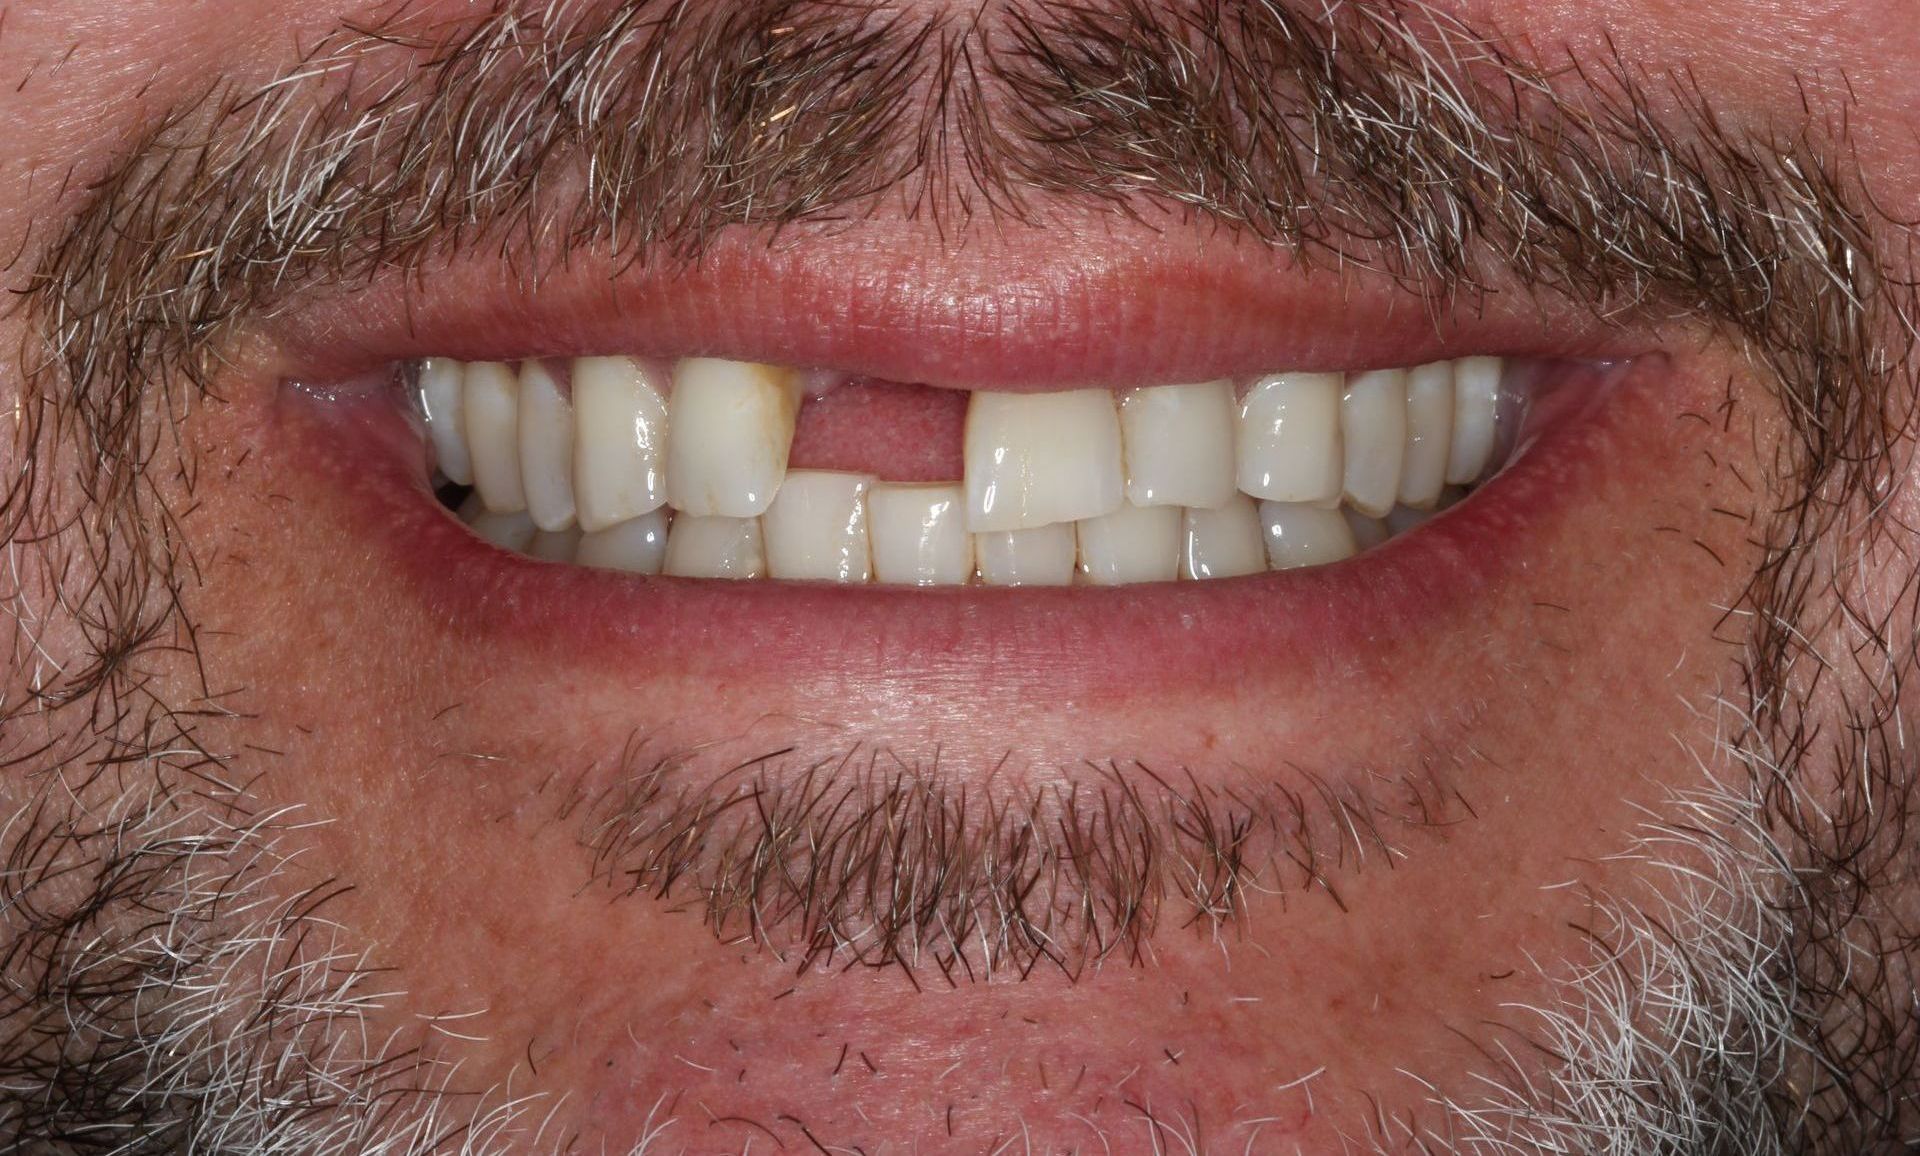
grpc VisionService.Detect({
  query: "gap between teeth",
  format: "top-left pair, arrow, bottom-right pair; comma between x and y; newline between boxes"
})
419,354 -> 1507,586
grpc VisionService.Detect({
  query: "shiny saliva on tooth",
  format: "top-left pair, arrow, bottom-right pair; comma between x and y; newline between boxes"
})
413,354 -> 1510,587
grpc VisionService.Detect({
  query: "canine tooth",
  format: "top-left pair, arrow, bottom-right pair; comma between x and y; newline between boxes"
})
1120,382 -> 1237,509
1446,357 -> 1504,484
1340,370 -> 1407,518
1180,495 -> 1266,580
763,471 -> 874,583
1398,362 -> 1454,507
1237,373 -> 1342,503
417,358 -> 473,485
1260,502 -> 1357,570
519,362 -> 577,531
459,494 -> 537,552
868,483 -> 973,586
965,390 -> 1124,531
573,356 -> 670,532
1077,503 -> 1181,585
666,359 -> 801,517
975,524 -> 1077,587
577,509 -> 672,574
527,528 -> 582,562
464,361 -> 527,513
1343,508 -> 1391,551
663,514 -> 765,579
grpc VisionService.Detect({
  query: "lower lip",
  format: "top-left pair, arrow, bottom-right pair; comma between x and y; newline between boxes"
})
275,362 -> 1641,703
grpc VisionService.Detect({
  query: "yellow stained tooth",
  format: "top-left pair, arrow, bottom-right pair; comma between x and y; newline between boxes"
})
665,358 -> 801,518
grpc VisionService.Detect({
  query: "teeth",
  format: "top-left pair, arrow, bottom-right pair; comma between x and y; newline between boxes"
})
965,390 -> 1124,532
459,495 -> 537,552
762,471 -> 875,583
1180,495 -> 1266,581
1342,508 -> 1391,552
666,359 -> 801,517
417,358 -> 473,485
974,524 -> 1078,587
1260,502 -> 1358,570
573,356 -> 671,532
1446,357 -> 1504,485
527,527 -> 583,563
1236,373 -> 1343,504
663,514 -> 766,579
1119,382 -> 1237,509
518,361 -> 578,531
1340,370 -> 1408,518
464,361 -> 528,513
1398,362 -> 1454,508
577,509 -> 672,574
1077,503 -> 1181,586
868,483 -> 973,586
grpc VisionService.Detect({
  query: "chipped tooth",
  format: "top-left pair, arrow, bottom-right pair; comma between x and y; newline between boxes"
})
418,358 -> 473,485
1237,373 -> 1343,504
763,470 -> 875,583
1180,495 -> 1266,581
868,483 -> 973,586
577,509 -> 672,574
573,356 -> 670,532
1445,356 -> 1504,485
518,361 -> 577,531
666,359 -> 801,517
527,527 -> 582,562
1259,502 -> 1357,570
1119,381 -> 1237,509
1077,503 -> 1181,586
1342,508 -> 1391,551
459,494 -> 537,552
965,390 -> 1124,532
974,524 -> 1078,587
1340,370 -> 1408,518
464,361 -> 528,513
663,514 -> 766,579
1398,362 -> 1454,508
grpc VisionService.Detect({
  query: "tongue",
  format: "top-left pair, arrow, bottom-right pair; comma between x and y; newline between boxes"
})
787,379 -> 967,482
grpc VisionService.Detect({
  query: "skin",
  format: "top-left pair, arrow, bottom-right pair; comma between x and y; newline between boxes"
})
1,1 -> 1915,1153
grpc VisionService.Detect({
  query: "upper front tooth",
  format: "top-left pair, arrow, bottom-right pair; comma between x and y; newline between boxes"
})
1119,382 -> 1237,509
666,359 -> 801,517
1340,369 -> 1408,518
965,390 -> 1124,532
868,483 -> 973,586
1077,502 -> 1181,585
1397,362 -> 1455,508
1181,495 -> 1266,580
464,361 -> 528,513
573,356 -> 671,532
1446,356 -> 1504,485
663,514 -> 766,579
519,361 -> 578,531
417,358 -> 473,485
1237,373 -> 1343,504
763,470 -> 875,583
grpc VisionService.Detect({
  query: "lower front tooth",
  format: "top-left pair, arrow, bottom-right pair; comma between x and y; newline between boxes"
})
527,527 -> 582,562
1446,356 -> 1504,485
663,514 -> 766,579
965,390 -> 1124,532
576,509 -> 672,574
1340,370 -> 1407,518
464,361 -> 527,513
417,358 -> 474,486
1343,508 -> 1391,551
1259,502 -> 1358,570
868,483 -> 973,586
762,471 -> 875,583
974,524 -> 1077,587
519,362 -> 578,531
1077,503 -> 1181,586
459,494 -> 537,552
1180,495 -> 1266,580
666,359 -> 801,518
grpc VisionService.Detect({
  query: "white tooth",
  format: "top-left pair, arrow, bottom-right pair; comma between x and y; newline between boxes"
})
1384,504 -> 1436,536
1445,356 -> 1504,485
762,470 -> 874,583
1259,502 -> 1357,570
573,356 -> 671,532
868,483 -> 973,586
577,509 -> 672,574
464,361 -> 527,513
974,524 -> 1078,586
965,390 -> 1124,531
1077,503 -> 1181,586
1236,373 -> 1343,503
1180,495 -> 1266,580
1340,370 -> 1407,518
666,359 -> 801,517
518,361 -> 577,531
1342,507 -> 1391,551
527,527 -> 582,562
1119,381 -> 1237,509
1397,362 -> 1454,508
663,514 -> 765,579
417,358 -> 473,485
459,494 -> 537,552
